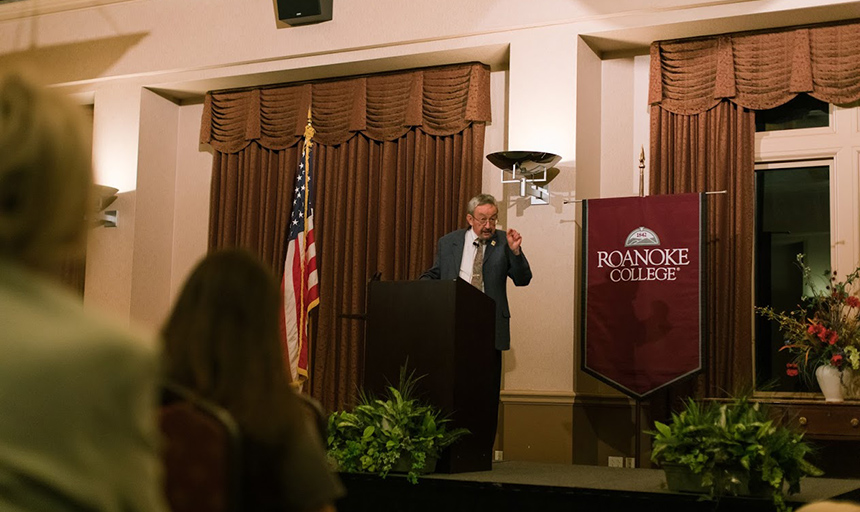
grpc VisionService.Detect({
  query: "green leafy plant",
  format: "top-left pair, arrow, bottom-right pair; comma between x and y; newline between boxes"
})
650,395 -> 822,512
326,366 -> 469,484
757,253 -> 860,385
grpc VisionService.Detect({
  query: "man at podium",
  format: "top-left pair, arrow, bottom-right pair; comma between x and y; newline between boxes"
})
419,193 -> 532,412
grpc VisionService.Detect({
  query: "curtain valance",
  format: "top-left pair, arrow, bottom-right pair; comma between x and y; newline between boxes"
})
200,63 -> 491,152
649,20 -> 860,114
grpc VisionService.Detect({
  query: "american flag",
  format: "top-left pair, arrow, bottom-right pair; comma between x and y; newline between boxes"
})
281,125 -> 318,386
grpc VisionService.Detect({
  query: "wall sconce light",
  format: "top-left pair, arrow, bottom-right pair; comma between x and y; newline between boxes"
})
92,184 -> 119,228
487,151 -> 562,205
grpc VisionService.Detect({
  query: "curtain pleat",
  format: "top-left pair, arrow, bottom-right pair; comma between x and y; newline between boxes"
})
56,256 -> 86,298
201,63 -> 491,149
650,98 -> 756,399
208,145 -> 298,273
650,20 -> 860,114
204,63 -> 488,411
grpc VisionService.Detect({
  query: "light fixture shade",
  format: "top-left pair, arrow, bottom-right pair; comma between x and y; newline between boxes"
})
93,184 -> 118,213
90,185 -> 119,228
486,151 -> 561,176
487,151 -> 562,205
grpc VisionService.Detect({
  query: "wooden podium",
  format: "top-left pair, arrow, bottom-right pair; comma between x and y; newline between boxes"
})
364,278 -> 496,473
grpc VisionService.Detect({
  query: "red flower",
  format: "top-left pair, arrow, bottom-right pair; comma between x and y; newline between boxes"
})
810,324 -> 838,345
832,354 -> 843,366
808,322 -> 825,337
848,296 -> 860,309
786,363 -> 799,377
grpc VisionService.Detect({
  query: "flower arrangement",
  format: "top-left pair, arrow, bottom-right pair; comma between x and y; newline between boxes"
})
756,254 -> 860,384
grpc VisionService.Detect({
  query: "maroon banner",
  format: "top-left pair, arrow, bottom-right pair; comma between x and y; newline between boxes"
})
582,193 -> 704,398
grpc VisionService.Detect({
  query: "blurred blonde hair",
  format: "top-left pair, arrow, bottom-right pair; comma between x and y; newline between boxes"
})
0,73 -> 92,269
797,501 -> 860,512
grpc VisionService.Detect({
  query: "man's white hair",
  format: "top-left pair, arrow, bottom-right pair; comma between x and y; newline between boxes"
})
467,194 -> 497,215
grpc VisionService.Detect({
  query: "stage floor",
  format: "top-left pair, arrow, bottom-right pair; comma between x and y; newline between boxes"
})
338,460 -> 860,512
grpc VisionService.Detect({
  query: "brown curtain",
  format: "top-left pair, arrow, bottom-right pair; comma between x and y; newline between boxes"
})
55,257 -> 86,297
201,63 -> 490,411
649,20 -> 860,114
649,19 -> 860,399
650,102 -> 755,397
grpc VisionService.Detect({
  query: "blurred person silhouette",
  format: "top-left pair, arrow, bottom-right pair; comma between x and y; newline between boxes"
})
161,249 -> 344,512
0,73 -> 168,510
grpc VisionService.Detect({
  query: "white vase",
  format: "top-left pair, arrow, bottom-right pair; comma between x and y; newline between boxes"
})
815,365 -> 850,402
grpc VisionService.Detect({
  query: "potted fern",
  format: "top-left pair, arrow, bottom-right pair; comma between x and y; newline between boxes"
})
326,367 -> 469,484
650,395 -> 822,512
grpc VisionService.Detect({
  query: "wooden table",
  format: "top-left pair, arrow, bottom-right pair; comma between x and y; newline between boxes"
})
764,398 -> 860,478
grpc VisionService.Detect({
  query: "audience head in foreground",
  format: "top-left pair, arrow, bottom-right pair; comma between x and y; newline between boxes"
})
162,249 -> 296,439
0,72 -> 92,270
0,72 -> 168,512
162,249 -> 344,512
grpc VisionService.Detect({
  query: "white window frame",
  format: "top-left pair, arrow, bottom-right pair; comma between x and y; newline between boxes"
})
756,103 -> 860,276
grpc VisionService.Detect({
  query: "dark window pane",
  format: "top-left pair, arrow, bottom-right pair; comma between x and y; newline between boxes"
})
754,165 -> 830,392
755,94 -> 829,132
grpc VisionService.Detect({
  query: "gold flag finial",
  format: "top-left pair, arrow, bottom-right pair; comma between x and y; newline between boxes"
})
638,145 -> 646,197
304,106 -> 315,140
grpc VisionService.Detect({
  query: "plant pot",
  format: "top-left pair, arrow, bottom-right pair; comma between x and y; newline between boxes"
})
663,464 -> 710,494
816,365 -> 851,402
662,464 -> 775,497
391,454 -> 437,475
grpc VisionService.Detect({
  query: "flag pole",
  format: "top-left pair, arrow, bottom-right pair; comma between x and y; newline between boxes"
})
638,145 -> 646,197
304,105 -> 315,143
301,106 -> 315,391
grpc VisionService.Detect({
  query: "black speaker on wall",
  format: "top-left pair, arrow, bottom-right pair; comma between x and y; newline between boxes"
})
275,0 -> 332,26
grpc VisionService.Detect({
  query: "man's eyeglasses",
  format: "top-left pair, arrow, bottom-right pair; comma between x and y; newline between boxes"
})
471,216 -> 498,226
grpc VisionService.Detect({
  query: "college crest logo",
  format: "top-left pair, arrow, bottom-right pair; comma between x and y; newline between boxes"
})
625,227 -> 660,247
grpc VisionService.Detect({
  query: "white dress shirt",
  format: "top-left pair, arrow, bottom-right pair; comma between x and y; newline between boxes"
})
459,228 -> 483,290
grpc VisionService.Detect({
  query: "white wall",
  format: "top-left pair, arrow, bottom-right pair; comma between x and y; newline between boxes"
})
170,102 -> 213,305
84,84 -> 143,321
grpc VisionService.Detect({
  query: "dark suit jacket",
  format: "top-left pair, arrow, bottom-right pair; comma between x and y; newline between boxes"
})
420,228 -> 532,350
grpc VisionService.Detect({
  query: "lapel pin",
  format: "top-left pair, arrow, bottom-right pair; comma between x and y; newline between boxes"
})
491,240 -> 496,247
